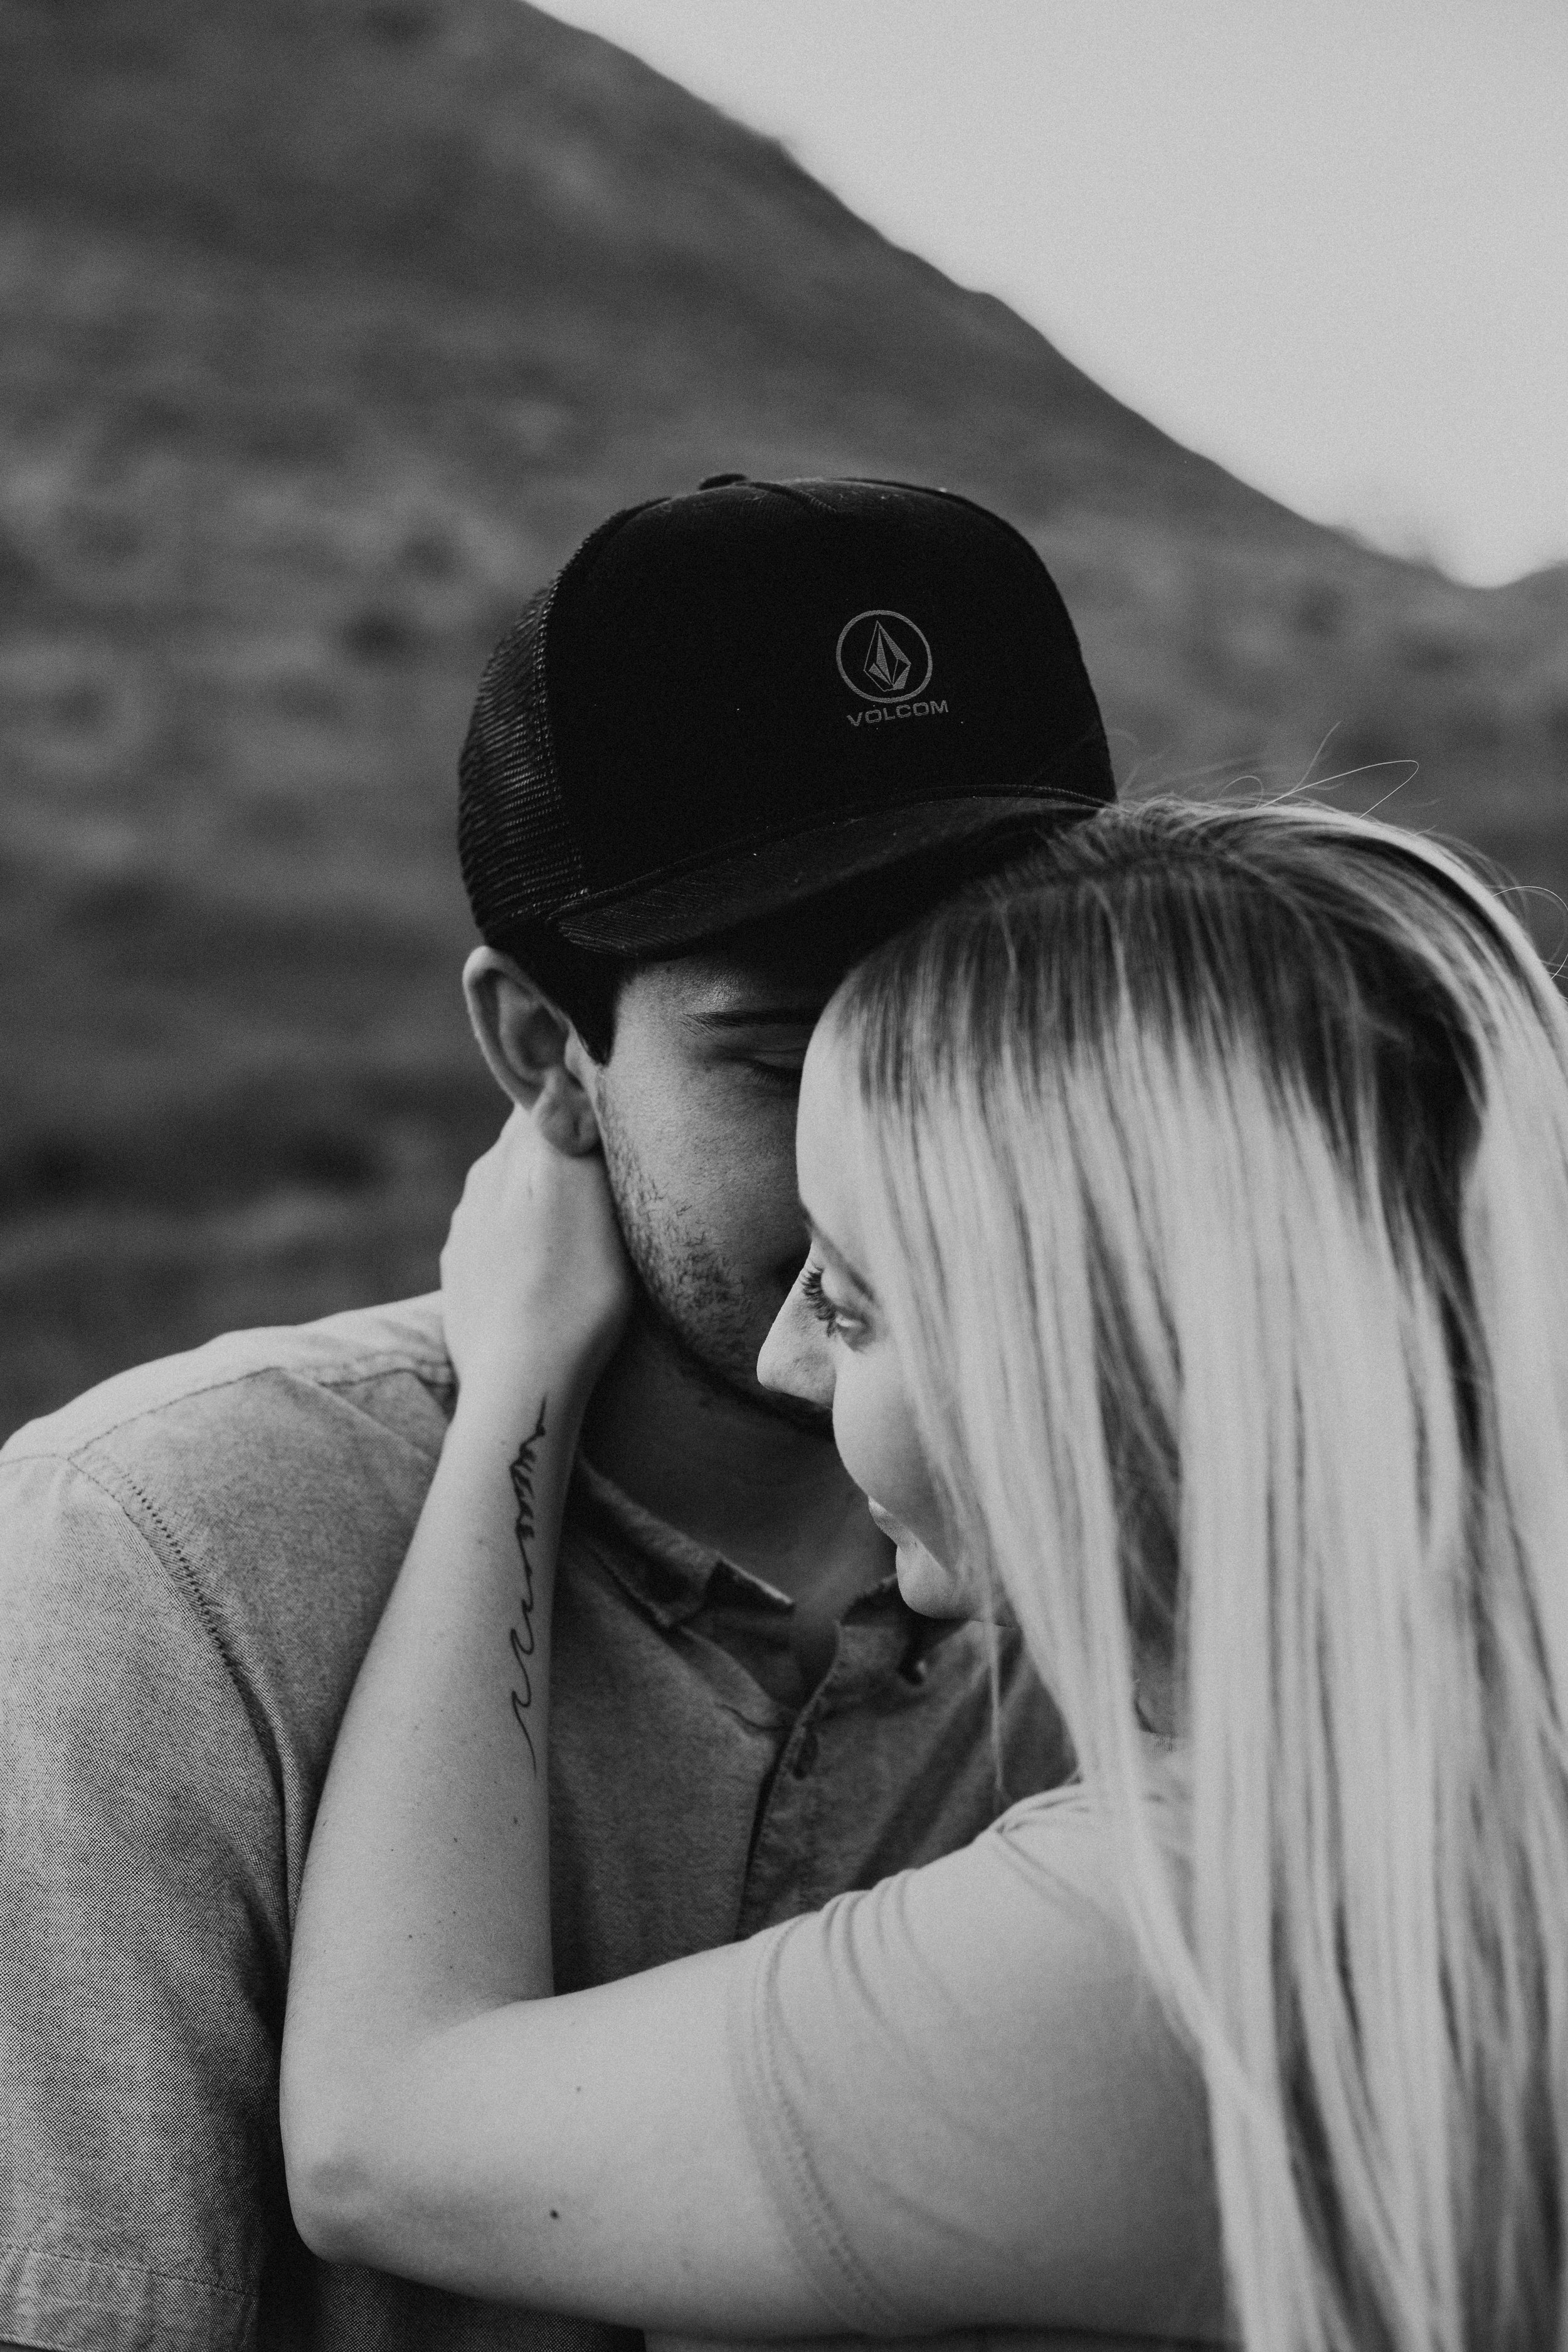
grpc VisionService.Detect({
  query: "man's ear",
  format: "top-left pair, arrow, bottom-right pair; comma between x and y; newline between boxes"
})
462,947 -> 602,1155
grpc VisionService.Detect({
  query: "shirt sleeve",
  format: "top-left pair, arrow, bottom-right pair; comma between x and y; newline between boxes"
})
0,1451 -> 287,2351
726,1786 -> 1227,2343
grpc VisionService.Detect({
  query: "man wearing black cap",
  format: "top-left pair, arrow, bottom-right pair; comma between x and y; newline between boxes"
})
0,478 -> 1114,2352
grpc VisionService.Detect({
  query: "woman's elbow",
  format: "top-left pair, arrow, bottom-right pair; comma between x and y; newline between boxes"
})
279,2052 -> 388,2264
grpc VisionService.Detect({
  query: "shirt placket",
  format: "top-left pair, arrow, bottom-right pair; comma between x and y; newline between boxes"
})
736,1594 -> 918,1934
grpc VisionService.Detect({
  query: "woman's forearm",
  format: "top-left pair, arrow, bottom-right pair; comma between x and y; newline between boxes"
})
282,1352 -> 588,2180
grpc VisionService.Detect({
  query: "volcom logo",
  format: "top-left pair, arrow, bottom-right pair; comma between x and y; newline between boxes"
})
864,621 -> 911,693
835,609 -> 935,704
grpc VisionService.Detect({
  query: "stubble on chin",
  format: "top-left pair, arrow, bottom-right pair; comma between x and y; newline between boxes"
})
596,1099 -> 832,1436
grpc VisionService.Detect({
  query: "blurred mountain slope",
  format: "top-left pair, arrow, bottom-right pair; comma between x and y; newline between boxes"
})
1,0 -> 1564,1431
0,0 -> 1316,530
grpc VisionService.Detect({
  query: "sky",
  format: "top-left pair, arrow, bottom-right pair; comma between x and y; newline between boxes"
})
534,0 -> 1568,587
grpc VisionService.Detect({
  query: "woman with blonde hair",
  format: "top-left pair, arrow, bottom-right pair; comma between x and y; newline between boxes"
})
283,797 -> 1568,2352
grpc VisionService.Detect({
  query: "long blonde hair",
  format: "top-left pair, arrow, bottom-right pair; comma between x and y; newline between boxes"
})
829,797 -> 1568,2352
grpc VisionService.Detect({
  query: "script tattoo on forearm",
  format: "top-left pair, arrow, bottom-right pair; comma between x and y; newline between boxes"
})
506,1400 -> 549,1773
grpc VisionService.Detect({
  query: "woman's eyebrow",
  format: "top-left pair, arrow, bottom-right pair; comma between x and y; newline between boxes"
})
801,1207 -> 873,1298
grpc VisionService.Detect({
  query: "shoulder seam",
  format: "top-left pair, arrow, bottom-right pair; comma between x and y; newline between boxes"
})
52,1454 -> 284,1796
735,1924 -> 896,2333
2,1350 -> 454,1466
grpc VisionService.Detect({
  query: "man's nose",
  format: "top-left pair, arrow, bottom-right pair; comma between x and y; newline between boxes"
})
756,1284 -> 834,1409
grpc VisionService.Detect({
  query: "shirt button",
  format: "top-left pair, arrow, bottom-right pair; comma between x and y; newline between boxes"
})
790,1727 -> 820,1777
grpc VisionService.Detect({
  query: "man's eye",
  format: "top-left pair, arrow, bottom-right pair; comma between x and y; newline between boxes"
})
746,1056 -> 806,1085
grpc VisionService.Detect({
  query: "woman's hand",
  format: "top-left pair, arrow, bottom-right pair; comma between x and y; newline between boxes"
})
440,1103 -> 634,1415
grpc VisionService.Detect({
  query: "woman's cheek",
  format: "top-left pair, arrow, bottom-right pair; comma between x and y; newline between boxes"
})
830,1357 -> 905,1518
832,1352 -> 943,1552
829,1362 -> 879,1505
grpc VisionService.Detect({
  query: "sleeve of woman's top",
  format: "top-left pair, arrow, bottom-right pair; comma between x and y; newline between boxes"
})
725,1786 -> 1229,2344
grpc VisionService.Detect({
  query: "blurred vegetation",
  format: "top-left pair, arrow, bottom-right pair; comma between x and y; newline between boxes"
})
1,0 -> 1564,1436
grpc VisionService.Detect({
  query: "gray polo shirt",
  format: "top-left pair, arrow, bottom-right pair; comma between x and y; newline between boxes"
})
0,1296 -> 1074,2352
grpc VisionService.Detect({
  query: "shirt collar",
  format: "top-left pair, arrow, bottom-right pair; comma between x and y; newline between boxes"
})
571,1454 -> 798,1628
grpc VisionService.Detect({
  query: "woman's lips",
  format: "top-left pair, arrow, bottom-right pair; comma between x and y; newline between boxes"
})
866,1498 -> 906,1541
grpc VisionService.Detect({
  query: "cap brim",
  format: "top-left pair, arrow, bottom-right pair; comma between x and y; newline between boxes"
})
552,793 -> 1096,953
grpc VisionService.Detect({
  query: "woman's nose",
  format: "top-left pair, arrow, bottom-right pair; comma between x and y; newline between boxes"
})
757,1280 -> 835,1409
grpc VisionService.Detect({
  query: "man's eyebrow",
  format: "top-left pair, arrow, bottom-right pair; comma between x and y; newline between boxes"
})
688,1005 -> 824,1032
802,1206 -> 873,1296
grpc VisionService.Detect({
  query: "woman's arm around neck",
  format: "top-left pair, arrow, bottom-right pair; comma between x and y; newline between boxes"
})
279,1109 -> 818,2331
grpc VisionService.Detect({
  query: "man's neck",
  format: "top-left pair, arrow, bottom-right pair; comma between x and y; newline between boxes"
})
579,1315 -> 891,1619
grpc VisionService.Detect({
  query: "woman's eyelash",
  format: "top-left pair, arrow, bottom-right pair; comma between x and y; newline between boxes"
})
801,1263 -> 857,1339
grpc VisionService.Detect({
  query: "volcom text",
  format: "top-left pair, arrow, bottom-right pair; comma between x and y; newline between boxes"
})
846,699 -> 948,728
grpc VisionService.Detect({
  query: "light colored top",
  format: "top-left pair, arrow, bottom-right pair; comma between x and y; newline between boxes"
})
728,1771 -> 1227,2343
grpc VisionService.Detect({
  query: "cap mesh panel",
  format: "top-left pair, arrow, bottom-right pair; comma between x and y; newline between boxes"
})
457,582 -> 586,941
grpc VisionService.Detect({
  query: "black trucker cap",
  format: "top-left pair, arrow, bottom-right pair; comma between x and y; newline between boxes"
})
458,475 -> 1114,954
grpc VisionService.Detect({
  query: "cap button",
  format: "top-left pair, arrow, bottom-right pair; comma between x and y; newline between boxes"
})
698,472 -> 749,489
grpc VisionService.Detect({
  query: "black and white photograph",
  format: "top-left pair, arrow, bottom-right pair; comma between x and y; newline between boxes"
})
1,5 -> 1565,2349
